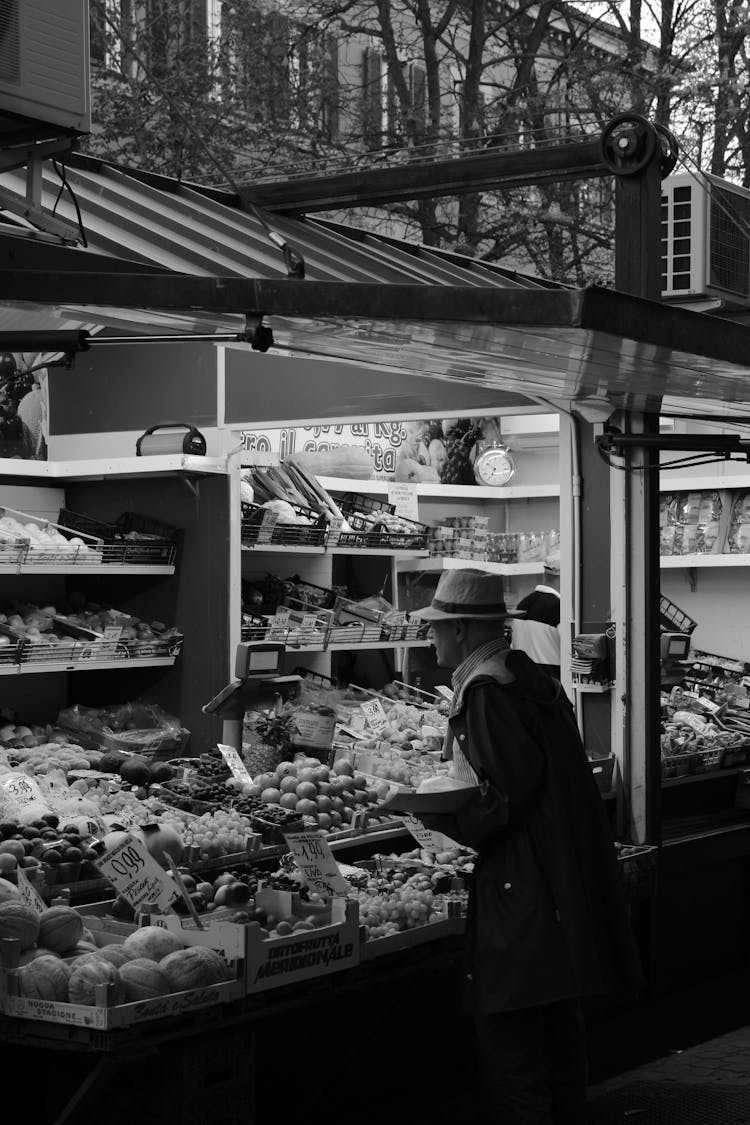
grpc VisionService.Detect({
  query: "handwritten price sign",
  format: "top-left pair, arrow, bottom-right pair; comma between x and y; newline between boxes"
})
218,743 -> 253,786
402,813 -> 459,852
16,868 -> 47,916
360,698 -> 388,735
94,833 -> 179,913
282,830 -> 349,897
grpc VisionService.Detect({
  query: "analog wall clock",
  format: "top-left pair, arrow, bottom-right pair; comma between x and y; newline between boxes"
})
473,441 -> 516,486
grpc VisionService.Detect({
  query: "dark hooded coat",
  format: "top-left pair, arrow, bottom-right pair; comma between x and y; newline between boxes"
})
424,648 -> 644,1014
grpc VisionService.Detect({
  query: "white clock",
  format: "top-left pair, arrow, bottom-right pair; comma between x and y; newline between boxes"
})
473,441 -> 516,486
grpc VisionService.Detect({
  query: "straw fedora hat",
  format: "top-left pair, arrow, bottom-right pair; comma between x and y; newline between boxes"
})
415,568 -> 525,621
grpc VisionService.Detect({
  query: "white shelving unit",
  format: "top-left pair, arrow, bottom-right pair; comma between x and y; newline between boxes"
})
396,557 -> 545,576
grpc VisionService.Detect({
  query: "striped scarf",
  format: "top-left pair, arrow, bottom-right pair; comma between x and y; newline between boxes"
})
447,637 -> 510,783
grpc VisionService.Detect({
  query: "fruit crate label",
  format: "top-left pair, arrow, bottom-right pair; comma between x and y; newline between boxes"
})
16,868 -> 47,915
257,510 -> 279,543
290,709 -> 336,751
282,830 -> 350,896
360,698 -> 389,734
217,742 -> 253,785
402,813 -> 459,852
387,482 -> 419,521
95,833 -> 179,912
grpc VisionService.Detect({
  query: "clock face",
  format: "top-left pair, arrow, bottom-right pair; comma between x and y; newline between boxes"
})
474,444 -> 515,486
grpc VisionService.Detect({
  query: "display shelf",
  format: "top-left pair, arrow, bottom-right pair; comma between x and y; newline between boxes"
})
659,472 -> 750,493
573,681 -> 613,693
318,475 -> 560,500
395,556 -> 544,575
0,656 -> 178,675
0,562 -> 175,575
0,455 -> 228,481
241,543 -> 428,560
660,554 -> 750,568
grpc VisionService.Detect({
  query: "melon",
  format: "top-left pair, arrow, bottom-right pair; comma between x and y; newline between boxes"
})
68,958 -> 125,1006
92,944 -> 137,969
160,946 -> 229,991
119,957 -> 171,1001
64,940 -> 99,959
37,905 -> 83,953
122,926 -> 184,963
18,955 -> 71,1001
0,877 -> 19,904
0,902 -> 41,951
18,946 -> 58,966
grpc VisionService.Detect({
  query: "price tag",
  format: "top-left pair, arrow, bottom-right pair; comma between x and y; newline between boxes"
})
282,829 -> 349,896
698,696 -> 720,713
327,516 -> 344,545
300,613 -> 320,631
218,743 -> 253,786
1,773 -> 44,808
360,697 -> 389,734
387,482 -> 420,521
435,685 -> 455,703
16,868 -> 47,915
99,625 -> 123,659
268,605 -> 290,639
402,813 -> 459,852
94,833 -> 179,913
257,509 -> 279,543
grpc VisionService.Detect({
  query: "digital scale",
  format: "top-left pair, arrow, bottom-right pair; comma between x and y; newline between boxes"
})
660,632 -> 692,687
202,641 -> 302,752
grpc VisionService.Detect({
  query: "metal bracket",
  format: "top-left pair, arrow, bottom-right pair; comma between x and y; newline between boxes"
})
0,137 -> 81,243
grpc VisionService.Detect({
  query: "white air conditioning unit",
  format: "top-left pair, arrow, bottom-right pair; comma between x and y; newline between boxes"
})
661,171 -> 750,304
0,0 -> 90,136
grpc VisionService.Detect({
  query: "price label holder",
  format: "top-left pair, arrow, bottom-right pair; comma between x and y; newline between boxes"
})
268,605 -> 290,640
257,509 -> 279,544
387,482 -> 420,522
360,697 -> 389,735
218,743 -> 254,786
94,832 -> 180,913
282,829 -> 350,896
402,813 -> 459,852
99,625 -> 123,659
327,516 -> 344,546
16,868 -> 47,915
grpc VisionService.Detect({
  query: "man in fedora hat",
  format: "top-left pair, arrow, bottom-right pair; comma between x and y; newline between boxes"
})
415,568 -> 643,1125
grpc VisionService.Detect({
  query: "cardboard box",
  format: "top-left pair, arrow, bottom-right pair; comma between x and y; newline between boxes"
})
0,914 -> 245,1030
155,893 -> 360,994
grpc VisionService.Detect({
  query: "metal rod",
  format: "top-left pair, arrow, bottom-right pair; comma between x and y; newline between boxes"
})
88,333 -> 247,344
602,433 -> 748,453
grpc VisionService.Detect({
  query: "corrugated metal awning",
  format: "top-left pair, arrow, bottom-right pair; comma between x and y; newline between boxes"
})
1,154 -> 750,419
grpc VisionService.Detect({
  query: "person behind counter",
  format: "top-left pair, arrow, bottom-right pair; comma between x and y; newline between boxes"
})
511,552 -> 561,678
413,568 -> 644,1125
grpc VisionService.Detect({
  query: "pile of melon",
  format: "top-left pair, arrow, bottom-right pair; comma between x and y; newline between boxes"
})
0,900 -> 232,1005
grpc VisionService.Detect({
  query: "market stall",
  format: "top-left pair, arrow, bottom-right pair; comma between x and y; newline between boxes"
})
2,121 -> 750,1110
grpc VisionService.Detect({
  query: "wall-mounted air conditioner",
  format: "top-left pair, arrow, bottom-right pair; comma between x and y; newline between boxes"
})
661,171 -> 750,305
0,0 -> 90,135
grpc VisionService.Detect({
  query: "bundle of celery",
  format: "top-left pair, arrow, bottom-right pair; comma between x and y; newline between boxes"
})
245,461 -> 351,529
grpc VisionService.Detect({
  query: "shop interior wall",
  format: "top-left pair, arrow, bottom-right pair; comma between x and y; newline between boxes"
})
46,341 -> 223,460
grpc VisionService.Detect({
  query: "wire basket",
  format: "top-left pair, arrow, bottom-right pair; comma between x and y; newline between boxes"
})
337,512 -> 429,551
659,594 -> 697,635
58,508 -> 179,566
240,502 -> 328,548
336,493 -> 397,517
